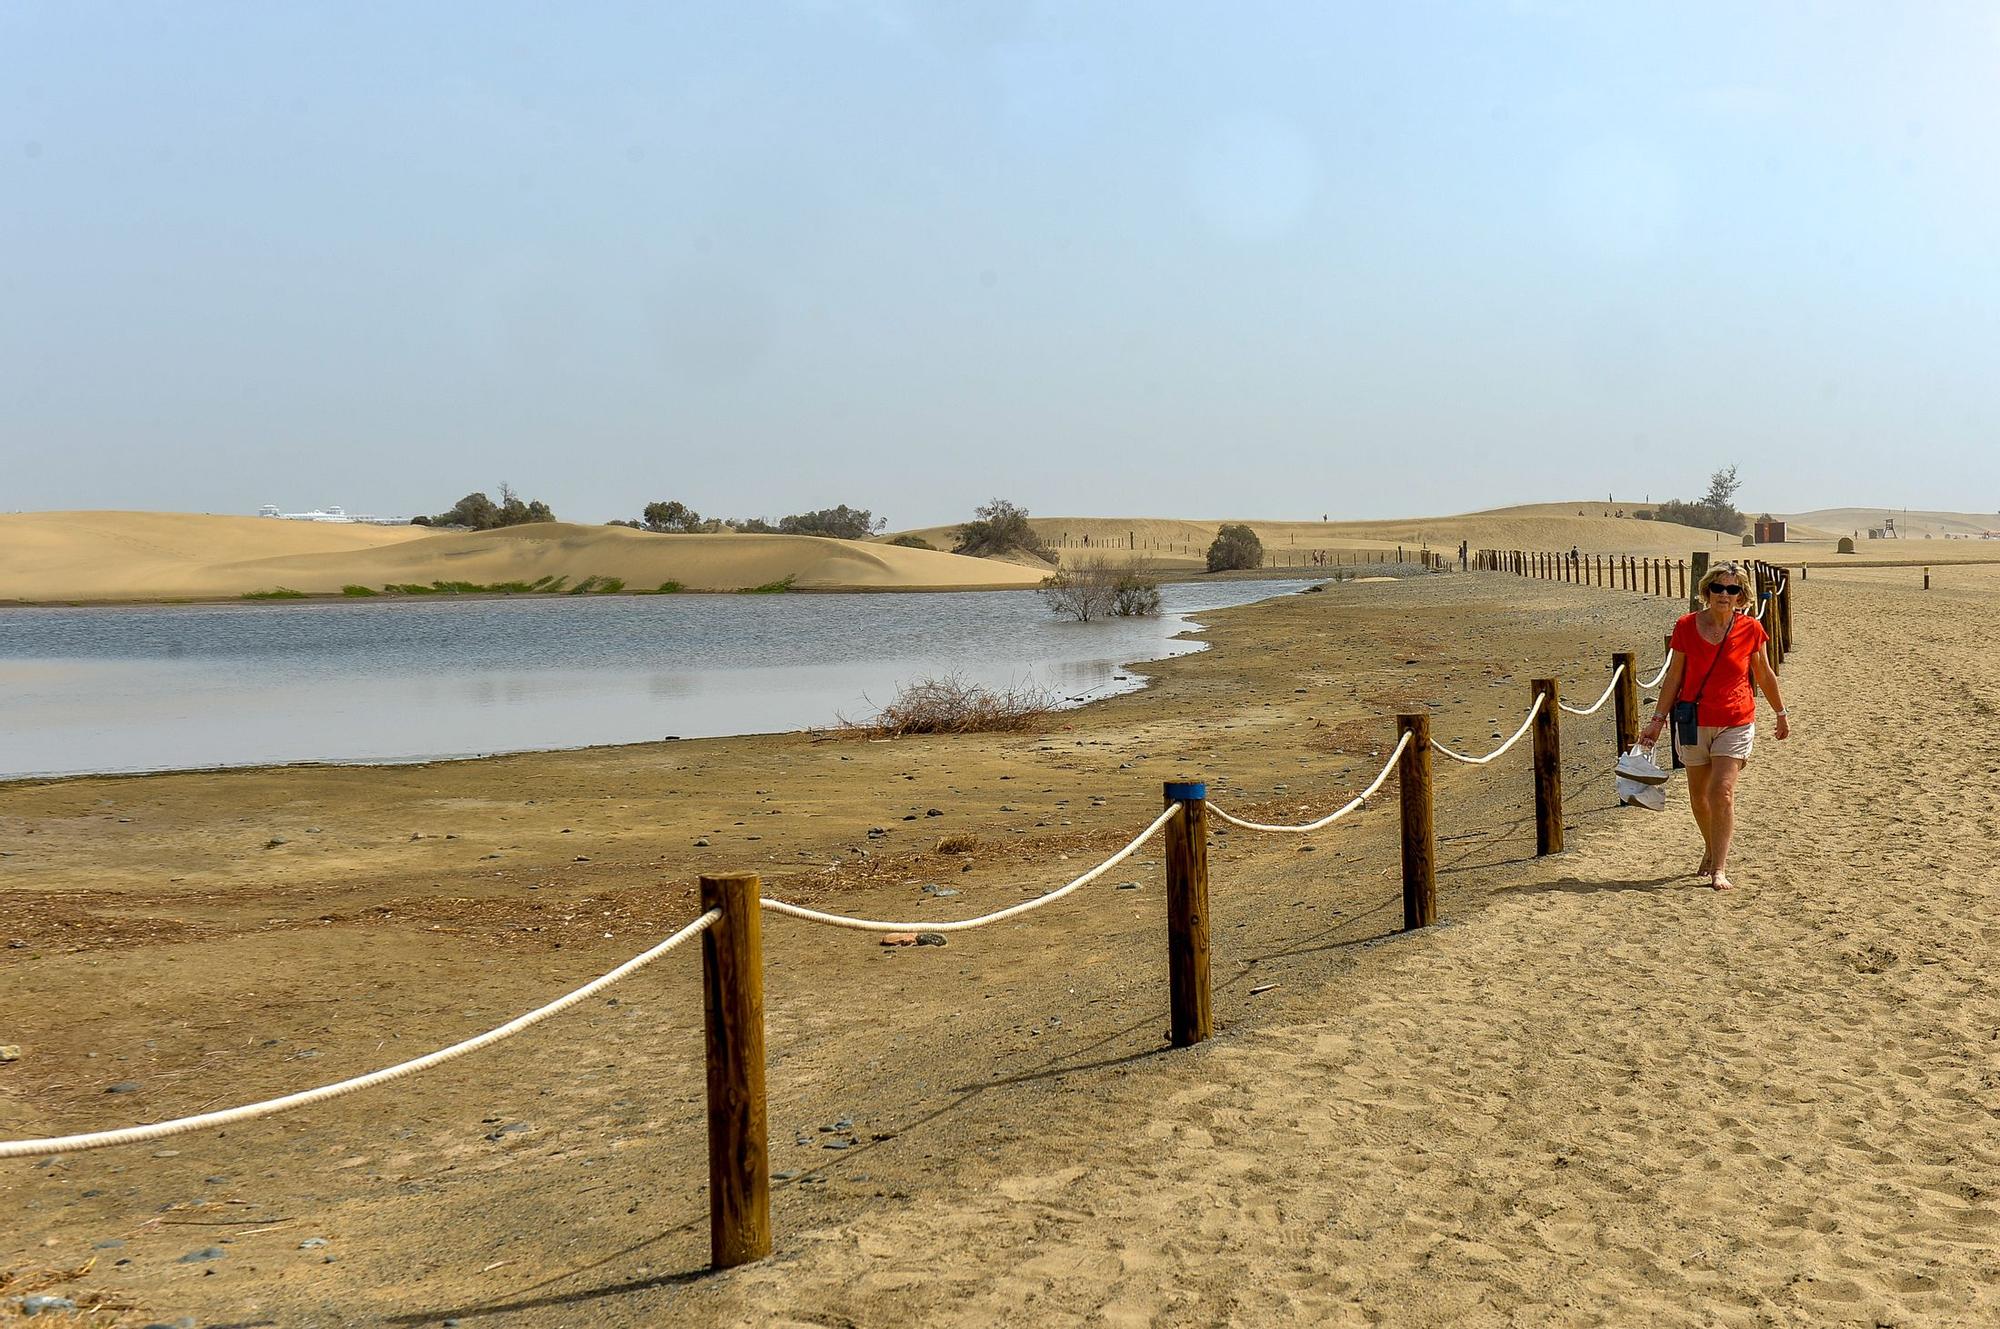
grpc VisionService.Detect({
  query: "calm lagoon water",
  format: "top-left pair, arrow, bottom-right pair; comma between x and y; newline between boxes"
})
0,580 -> 1315,780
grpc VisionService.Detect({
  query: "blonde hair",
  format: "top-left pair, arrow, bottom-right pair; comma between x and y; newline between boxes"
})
1699,561 -> 1747,601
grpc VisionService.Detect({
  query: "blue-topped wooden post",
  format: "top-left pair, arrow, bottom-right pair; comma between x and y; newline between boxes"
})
1162,781 -> 1211,1047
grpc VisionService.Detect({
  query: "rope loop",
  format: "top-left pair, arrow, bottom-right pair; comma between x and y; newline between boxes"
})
0,909 -> 721,1159
760,804 -> 1180,934
1206,731 -> 1411,833
1430,692 -> 1546,765
1556,662 -> 1626,716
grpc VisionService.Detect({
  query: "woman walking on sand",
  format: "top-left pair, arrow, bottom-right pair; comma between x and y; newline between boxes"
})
1638,560 -> 1789,889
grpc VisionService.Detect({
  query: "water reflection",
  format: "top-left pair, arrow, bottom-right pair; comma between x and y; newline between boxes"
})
0,581 -> 1316,779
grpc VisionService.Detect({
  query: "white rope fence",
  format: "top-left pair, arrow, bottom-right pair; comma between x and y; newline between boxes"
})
1556,662 -> 1626,716
759,803 -> 1181,933
1430,691 -> 1546,765
0,909 -> 722,1159
1205,732 -> 1411,833
1641,656 -> 1671,689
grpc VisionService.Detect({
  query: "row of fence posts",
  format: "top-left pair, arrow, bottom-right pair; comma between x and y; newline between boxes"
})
689,552 -> 1799,1270
1047,535 -> 1452,572
1474,547 -> 1688,599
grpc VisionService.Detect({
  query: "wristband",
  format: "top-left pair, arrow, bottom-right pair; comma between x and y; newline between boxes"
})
1774,707 -> 1787,717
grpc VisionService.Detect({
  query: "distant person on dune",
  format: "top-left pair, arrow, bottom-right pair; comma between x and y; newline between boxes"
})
1639,560 -> 1789,890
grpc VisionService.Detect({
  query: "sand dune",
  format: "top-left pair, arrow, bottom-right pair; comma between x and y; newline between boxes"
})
893,505 -> 1754,567
1779,506 -> 2000,540
0,512 -> 1047,601
11,502 -> 1998,603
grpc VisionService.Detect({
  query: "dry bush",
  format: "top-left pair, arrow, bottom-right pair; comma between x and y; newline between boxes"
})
1042,554 -> 1162,621
935,832 -> 980,854
842,674 -> 1056,737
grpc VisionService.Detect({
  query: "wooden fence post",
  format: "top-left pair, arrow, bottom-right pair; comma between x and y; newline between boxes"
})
1689,551 -> 1709,610
1613,651 -> 1639,755
1397,714 -> 1436,930
1162,781 -> 1211,1047
1778,568 -> 1794,652
1531,680 -> 1563,855
701,872 -> 770,1271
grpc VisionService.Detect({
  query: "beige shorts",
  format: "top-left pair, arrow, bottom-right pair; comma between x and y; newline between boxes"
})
1676,723 -> 1754,766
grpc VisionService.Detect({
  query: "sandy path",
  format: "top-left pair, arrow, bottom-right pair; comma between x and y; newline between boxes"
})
5,568 -> 1995,1325
678,568 -> 2000,1327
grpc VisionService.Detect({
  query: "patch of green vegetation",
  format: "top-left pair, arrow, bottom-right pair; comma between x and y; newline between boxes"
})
633,580 -> 684,594
739,575 -> 797,594
242,587 -> 307,600
566,575 -> 626,595
341,584 -> 381,597
377,577 -> 576,596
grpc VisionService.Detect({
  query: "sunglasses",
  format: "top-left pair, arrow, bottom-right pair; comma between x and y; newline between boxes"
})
1708,583 -> 1742,595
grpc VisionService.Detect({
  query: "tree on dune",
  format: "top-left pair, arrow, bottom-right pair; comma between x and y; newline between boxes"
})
431,485 -> 556,530
778,505 -> 886,540
642,500 -> 709,533
953,498 -> 1053,562
1653,465 -> 1747,536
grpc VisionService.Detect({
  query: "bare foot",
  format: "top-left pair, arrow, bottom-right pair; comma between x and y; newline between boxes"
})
1697,854 -> 1713,878
1710,870 -> 1733,891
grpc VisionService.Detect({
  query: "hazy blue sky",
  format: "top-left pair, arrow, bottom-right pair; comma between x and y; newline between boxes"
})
4,2 -> 1996,526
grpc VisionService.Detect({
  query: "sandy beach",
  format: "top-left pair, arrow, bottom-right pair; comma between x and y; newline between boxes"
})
4,560 -> 1995,1325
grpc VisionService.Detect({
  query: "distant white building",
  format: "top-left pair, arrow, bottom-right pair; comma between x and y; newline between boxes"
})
257,504 -> 407,525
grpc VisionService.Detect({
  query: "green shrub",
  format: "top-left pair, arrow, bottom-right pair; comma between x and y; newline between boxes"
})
739,575 -> 796,594
1206,524 -> 1264,572
341,584 -> 380,597
886,534 -> 935,550
633,581 -> 684,594
242,587 -> 307,600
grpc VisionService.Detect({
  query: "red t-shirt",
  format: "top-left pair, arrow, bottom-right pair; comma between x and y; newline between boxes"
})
1670,611 -> 1768,727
